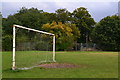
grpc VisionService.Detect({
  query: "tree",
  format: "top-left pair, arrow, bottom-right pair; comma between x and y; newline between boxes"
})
2,7 -> 49,51
15,7 -> 48,30
72,7 -> 96,43
55,8 -> 71,23
43,12 -> 57,23
42,21 -> 80,51
0,12 -> 2,51
91,15 -> 120,51
2,35 -> 13,51
2,16 -> 21,35
2,7 -> 49,35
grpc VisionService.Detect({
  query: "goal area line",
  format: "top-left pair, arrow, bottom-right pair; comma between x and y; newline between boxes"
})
17,60 -> 56,70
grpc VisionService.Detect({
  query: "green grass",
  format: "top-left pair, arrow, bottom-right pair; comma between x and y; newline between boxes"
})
2,51 -> 118,78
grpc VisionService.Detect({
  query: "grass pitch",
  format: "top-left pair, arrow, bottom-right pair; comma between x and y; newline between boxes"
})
2,51 -> 118,78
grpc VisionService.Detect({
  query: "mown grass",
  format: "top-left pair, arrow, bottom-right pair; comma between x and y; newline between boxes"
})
2,51 -> 118,78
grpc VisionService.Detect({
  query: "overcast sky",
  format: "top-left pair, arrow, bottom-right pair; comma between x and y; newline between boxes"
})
1,0 -> 119,22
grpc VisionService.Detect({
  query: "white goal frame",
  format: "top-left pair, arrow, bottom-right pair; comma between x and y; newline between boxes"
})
12,24 -> 56,70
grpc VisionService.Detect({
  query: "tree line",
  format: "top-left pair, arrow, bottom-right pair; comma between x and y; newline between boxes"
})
2,7 -> 120,51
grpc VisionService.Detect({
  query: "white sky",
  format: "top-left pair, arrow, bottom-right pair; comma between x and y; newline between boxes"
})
1,0 -> 119,2
1,0 -> 119,22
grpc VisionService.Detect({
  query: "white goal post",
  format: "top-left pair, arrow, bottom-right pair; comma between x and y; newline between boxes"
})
12,24 -> 56,70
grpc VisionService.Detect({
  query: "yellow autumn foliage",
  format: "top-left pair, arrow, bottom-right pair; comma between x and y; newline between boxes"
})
42,21 -> 80,50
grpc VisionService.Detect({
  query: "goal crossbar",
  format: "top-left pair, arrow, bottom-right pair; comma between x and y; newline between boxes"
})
12,24 -> 56,70
13,24 -> 54,36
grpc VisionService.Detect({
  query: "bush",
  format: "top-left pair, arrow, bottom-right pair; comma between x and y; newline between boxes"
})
2,35 -> 13,51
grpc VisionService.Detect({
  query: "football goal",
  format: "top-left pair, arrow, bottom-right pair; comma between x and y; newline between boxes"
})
12,24 -> 56,70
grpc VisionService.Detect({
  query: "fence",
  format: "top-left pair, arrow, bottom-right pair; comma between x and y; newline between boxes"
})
73,43 -> 100,51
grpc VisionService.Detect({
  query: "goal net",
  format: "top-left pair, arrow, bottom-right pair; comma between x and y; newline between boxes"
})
12,25 -> 56,70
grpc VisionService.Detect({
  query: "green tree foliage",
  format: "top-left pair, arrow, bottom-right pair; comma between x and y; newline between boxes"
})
2,7 -> 96,51
44,9 -> 71,24
42,21 -> 80,51
72,7 -> 96,43
2,16 -> 21,51
0,12 -> 2,51
43,12 -> 57,23
2,16 -> 21,35
2,35 -> 13,51
15,7 -> 48,30
55,8 -> 71,23
2,7 -> 48,35
2,7 -> 49,51
91,15 -> 120,51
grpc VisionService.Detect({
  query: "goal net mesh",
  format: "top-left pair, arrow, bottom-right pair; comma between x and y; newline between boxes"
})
15,27 -> 54,69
